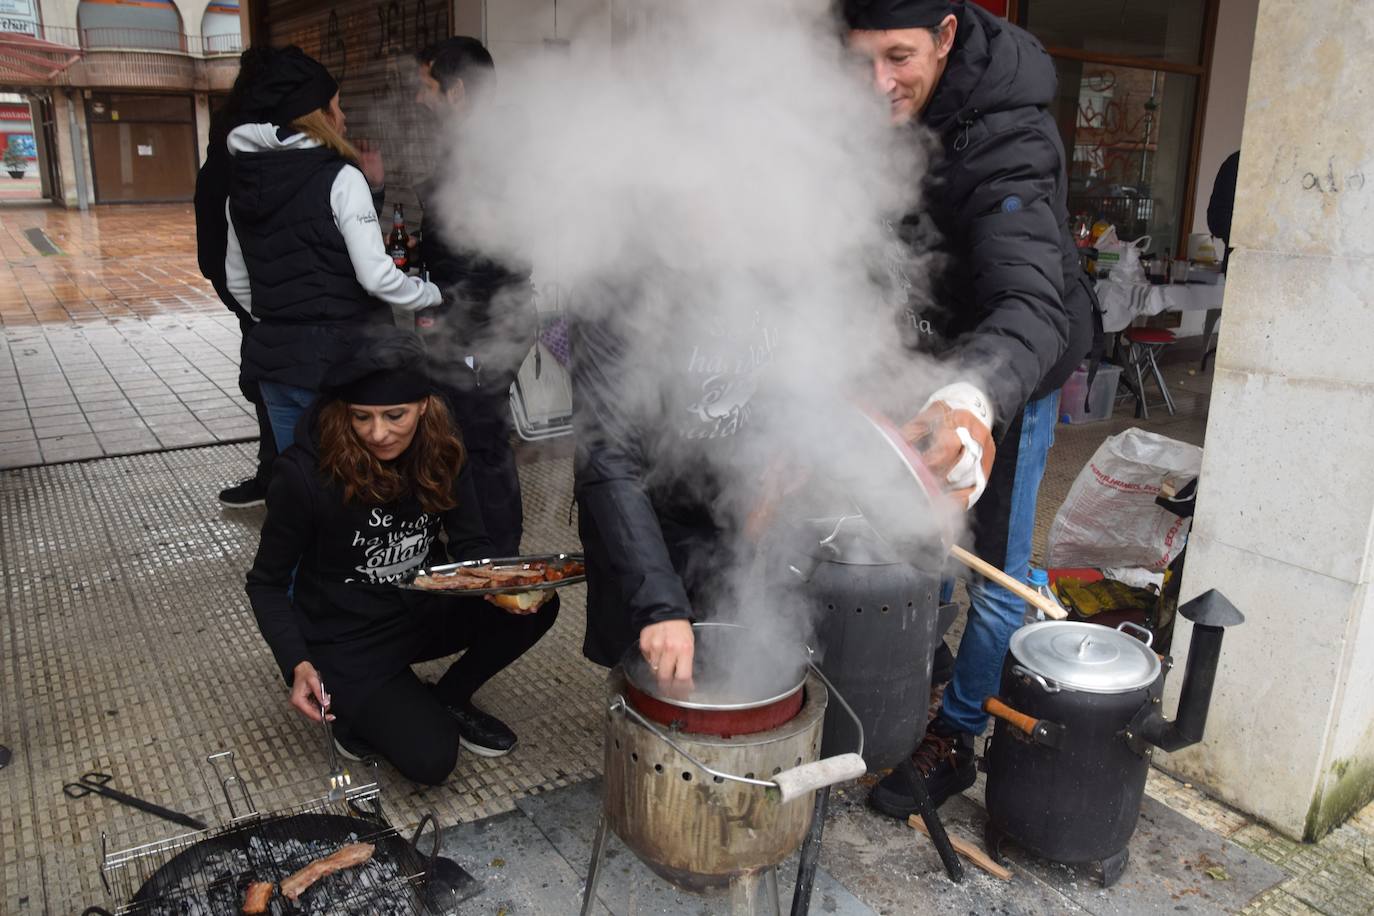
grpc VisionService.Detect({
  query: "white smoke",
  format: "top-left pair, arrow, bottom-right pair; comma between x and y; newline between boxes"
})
435,0 -> 964,685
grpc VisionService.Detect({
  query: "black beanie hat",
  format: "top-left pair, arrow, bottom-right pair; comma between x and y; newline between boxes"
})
239,45 -> 339,127
322,329 -> 432,406
844,0 -> 956,30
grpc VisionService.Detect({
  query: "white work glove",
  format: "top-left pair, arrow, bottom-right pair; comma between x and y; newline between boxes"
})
906,382 -> 996,509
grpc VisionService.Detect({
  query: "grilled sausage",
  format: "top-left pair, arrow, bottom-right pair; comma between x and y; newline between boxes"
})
279,842 -> 375,901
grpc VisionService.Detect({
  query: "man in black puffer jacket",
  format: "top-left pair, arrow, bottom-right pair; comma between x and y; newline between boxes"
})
844,0 -> 1095,815
412,37 -> 538,556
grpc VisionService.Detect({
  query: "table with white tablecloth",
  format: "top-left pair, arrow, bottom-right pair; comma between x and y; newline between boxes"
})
1096,274 -> 1226,333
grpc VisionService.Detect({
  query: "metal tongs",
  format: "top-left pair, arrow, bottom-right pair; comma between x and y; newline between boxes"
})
318,679 -> 352,801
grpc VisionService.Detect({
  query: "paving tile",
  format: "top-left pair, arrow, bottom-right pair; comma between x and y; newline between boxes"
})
0,448 -> 41,469
30,421 -> 92,438
0,427 -> 36,444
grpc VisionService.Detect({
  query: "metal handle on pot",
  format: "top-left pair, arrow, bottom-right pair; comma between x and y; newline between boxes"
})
608,663 -> 867,803
1011,664 -> 1061,694
1116,620 -> 1154,647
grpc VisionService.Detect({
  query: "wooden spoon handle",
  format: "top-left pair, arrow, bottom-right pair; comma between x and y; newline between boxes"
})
948,545 -> 1067,620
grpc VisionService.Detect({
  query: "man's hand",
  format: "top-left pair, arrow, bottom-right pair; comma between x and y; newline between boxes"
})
901,383 -> 995,510
357,140 -> 384,191
640,619 -> 695,695
290,660 -> 332,723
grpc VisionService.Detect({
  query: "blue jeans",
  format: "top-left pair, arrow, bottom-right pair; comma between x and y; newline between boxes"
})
258,382 -> 317,453
939,392 -> 1059,735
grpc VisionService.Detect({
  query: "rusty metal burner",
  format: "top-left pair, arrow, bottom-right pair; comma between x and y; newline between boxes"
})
579,643 -> 865,916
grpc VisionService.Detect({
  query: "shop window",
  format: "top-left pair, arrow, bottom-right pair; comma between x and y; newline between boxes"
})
202,0 -> 242,54
78,0 -> 185,52
1019,0 -> 1213,255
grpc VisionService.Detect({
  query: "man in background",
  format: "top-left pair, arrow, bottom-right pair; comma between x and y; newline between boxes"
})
413,37 -> 537,555
845,0 -> 1093,815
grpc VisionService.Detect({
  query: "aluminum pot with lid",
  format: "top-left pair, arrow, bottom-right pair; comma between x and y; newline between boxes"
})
981,591 -> 1245,888
982,620 -> 1166,886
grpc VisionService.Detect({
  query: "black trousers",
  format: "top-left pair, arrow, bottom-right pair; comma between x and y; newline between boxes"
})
435,369 -> 523,556
237,317 -> 276,487
344,594 -> 558,785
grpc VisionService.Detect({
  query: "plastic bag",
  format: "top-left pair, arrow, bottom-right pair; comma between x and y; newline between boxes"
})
1046,428 -> 1202,572
1096,234 -> 1151,284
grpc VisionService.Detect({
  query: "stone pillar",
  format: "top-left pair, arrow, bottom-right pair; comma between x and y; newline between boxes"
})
1162,0 -> 1374,841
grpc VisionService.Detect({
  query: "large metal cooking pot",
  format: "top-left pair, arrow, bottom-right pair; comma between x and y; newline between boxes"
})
982,591 -> 1244,887
621,622 -> 809,737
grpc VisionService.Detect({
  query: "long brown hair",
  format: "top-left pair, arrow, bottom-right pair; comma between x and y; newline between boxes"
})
290,108 -> 359,163
318,395 -> 466,514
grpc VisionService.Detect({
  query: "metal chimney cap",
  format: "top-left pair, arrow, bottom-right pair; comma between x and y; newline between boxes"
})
1179,590 -> 1245,628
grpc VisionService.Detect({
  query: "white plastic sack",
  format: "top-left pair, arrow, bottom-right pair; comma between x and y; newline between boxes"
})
1046,428 -> 1203,572
1096,234 -> 1151,284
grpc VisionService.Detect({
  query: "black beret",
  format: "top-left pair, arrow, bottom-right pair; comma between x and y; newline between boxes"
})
321,329 -> 431,406
239,46 -> 339,127
844,0 -> 955,30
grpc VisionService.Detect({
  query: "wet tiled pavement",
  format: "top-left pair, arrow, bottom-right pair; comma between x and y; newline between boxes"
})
0,204 -> 255,468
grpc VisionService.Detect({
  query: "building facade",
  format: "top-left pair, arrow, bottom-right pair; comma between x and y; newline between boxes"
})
0,0 -> 245,206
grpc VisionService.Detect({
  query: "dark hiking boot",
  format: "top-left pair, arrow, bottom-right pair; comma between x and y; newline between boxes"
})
869,715 -> 976,819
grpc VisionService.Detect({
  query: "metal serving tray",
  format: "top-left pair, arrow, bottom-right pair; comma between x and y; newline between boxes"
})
397,553 -> 586,597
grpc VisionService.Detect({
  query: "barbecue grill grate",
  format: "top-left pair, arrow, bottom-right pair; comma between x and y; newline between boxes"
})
99,755 -> 442,916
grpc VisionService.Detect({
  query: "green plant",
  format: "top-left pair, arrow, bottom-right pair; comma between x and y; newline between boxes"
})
3,141 -> 25,172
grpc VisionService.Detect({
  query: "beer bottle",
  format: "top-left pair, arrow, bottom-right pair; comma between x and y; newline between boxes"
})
387,204 -> 410,270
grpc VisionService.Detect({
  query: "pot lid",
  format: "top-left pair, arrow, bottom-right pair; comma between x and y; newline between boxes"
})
1009,621 -> 1161,694
622,621 -> 809,711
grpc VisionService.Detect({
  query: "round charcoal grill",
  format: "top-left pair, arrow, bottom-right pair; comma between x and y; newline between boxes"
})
93,753 -> 474,916
127,811 -> 430,915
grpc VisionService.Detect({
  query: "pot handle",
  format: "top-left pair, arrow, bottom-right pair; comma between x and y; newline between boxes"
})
1116,620 -> 1154,647
1010,663 -> 1061,694
983,697 -> 1065,748
606,664 -> 868,803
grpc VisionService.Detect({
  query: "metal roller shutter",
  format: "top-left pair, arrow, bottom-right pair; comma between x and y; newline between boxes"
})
261,0 -> 451,218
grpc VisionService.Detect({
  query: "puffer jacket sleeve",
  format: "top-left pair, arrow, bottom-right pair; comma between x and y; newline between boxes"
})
570,308 -> 693,636
946,125 -> 1071,433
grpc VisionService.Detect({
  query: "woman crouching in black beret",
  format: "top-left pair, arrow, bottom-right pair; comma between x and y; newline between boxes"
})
246,330 -> 556,784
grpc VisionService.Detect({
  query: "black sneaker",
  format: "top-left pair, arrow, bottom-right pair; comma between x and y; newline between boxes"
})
869,716 -> 976,819
219,477 -> 267,508
446,702 -> 517,757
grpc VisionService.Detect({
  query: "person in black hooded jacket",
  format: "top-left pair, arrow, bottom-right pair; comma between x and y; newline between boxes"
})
411,37 -> 538,556
195,47 -> 277,508
245,330 -> 557,785
844,0 -> 1094,816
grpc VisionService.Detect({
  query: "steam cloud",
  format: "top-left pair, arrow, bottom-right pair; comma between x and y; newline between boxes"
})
435,0 -> 964,691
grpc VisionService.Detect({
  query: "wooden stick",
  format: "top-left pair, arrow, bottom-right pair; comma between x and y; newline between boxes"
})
908,815 -> 1014,881
948,545 -> 1067,619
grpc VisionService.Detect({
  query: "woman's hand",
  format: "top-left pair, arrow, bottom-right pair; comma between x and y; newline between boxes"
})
640,619 -> 695,695
290,661 -> 333,723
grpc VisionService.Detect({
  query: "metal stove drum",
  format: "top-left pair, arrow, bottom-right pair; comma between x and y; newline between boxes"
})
579,622 -> 866,916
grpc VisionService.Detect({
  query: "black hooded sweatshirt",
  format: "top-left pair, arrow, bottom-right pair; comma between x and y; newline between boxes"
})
902,2 -> 1093,434
245,402 -> 491,709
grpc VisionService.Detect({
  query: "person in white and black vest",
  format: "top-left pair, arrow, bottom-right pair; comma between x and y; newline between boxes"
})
843,0 -> 1095,816
224,46 -> 442,453
245,329 -> 557,784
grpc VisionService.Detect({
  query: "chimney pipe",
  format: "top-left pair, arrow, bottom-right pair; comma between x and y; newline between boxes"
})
1139,590 -> 1244,753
